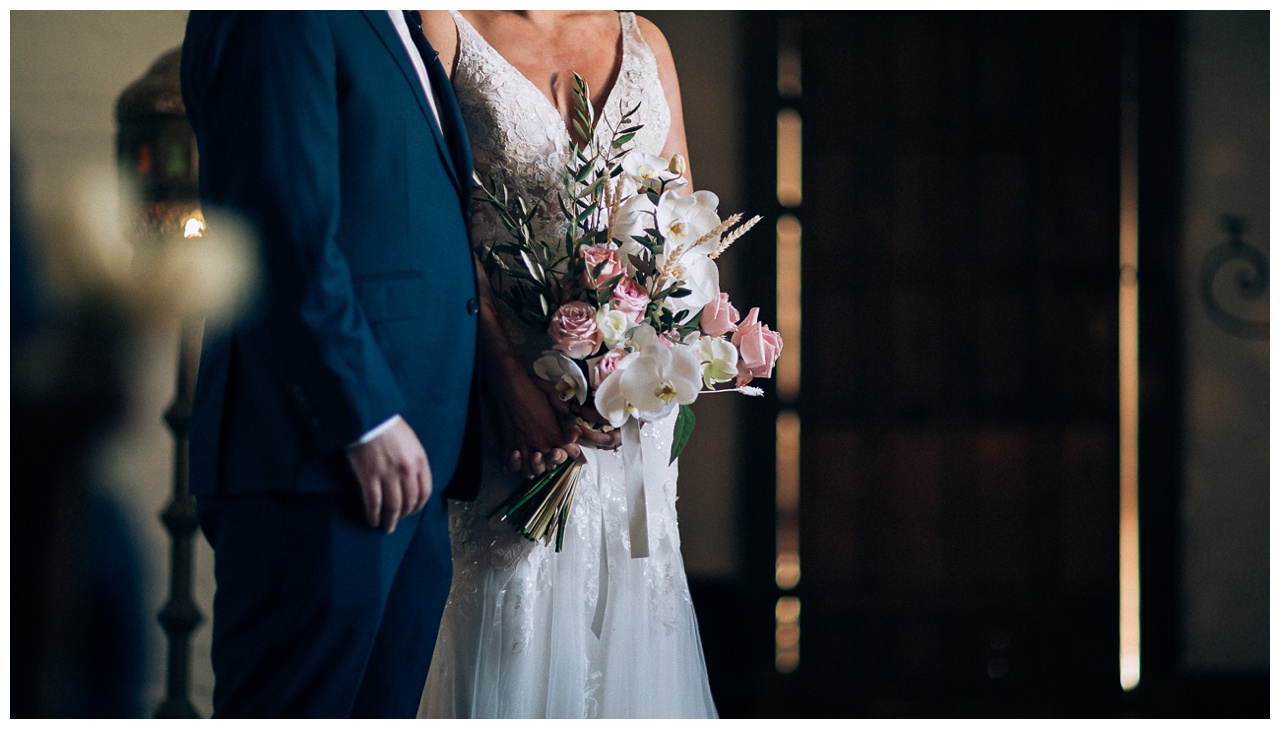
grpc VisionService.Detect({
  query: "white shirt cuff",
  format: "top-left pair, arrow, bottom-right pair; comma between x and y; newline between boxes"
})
351,414 -> 403,447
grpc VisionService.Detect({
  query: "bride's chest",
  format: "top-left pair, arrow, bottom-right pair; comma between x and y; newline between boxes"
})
451,48 -> 671,184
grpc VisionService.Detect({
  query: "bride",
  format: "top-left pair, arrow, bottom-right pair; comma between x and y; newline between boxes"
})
416,10 -> 718,719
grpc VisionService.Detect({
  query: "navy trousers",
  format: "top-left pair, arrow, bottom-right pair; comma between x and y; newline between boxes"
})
197,489 -> 452,718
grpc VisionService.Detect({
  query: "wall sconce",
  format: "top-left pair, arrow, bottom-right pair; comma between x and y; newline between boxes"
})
116,48 -> 201,239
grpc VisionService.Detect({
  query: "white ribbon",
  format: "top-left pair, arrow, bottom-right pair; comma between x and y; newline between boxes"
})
588,418 -> 654,638
622,418 -> 650,559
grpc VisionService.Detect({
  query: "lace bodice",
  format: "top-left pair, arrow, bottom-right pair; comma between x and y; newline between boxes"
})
451,10 -> 671,262
446,6 -> 683,569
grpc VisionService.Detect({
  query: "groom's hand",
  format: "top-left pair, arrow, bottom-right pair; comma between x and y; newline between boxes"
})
346,418 -> 432,534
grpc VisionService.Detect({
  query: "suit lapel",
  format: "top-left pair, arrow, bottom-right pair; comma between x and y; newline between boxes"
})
361,10 -> 462,193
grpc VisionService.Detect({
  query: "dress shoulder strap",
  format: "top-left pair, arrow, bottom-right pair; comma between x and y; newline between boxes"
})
618,12 -> 659,68
619,12 -> 642,48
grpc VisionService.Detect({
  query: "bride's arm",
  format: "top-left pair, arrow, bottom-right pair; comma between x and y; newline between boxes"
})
636,15 -> 693,193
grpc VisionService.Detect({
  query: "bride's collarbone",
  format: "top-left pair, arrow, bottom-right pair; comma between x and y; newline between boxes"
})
463,11 -> 624,103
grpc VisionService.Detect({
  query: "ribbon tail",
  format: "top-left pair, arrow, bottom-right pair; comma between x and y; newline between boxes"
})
591,509 -> 609,638
580,447 -> 608,639
623,419 -> 650,559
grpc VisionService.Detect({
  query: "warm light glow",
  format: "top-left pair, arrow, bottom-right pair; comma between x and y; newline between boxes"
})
183,214 -> 206,239
776,411 -> 801,591
773,13 -> 804,679
1118,53 -> 1141,693
775,553 -> 801,591
776,216 -> 802,403
775,596 -> 801,673
776,109 -> 802,207
777,19 -> 802,98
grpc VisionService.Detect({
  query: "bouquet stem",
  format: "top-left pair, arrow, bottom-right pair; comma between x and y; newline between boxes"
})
489,459 -> 583,552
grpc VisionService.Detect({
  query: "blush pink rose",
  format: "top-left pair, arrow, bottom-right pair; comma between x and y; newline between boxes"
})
610,276 -> 651,324
548,301 -> 602,359
580,244 -> 624,291
588,347 -> 628,389
732,307 -> 783,386
700,292 -> 741,338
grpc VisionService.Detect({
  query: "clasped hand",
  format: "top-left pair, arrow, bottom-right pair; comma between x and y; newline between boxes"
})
495,364 -> 622,479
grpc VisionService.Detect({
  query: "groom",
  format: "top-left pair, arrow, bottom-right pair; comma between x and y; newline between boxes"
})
181,11 -> 478,718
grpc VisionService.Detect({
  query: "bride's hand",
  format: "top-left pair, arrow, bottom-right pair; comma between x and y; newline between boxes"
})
491,356 -> 581,478
573,404 -> 622,452
532,378 -> 621,454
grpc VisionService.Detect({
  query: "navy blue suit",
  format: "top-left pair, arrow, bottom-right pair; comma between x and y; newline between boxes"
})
181,11 -> 479,717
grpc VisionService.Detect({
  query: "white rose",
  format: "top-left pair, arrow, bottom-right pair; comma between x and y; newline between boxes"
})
595,304 -> 632,349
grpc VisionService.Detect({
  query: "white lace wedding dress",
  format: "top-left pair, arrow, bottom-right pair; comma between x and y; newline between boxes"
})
418,11 -> 718,719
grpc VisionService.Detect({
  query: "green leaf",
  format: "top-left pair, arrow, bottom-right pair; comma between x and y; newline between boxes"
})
598,273 -> 623,300
576,198 -> 599,217
628,253 -> 656,277
670,404 -> 696,464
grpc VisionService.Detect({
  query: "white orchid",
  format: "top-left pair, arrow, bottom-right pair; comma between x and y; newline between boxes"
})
656,190 -> 720,254
622,152 -> 686,192
690,332 -> 740,388
612,192 -> 658,251
594,335 -> 702,427
532,350 -> 589,405
657,250 -> 719,314
623,322 -> 661,350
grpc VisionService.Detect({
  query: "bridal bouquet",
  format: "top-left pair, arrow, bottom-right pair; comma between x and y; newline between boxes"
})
475,75 -> 782,551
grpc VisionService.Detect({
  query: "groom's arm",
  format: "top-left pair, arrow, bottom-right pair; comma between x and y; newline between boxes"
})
184,11 -> 428,529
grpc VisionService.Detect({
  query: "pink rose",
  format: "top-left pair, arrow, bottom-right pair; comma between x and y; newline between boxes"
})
610,276 -> 651,324
700,292 -> 740,338
548,301 -> 602,359
588,347 -> 628,389
732,307 -> 783,386
580,244 -> 624,291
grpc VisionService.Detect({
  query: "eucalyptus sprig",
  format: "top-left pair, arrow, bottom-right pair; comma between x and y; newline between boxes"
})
475,73 -> 643,328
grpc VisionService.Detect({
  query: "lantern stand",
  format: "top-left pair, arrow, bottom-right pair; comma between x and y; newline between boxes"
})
115,47 -> 204,720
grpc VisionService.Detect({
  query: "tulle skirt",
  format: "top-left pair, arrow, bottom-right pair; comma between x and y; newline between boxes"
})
419,411 -> 718,718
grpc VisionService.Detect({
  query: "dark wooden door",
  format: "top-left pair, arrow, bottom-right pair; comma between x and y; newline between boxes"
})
728,11 -> 1180,717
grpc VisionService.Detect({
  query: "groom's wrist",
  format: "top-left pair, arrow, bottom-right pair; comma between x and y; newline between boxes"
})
350,414 -> 404,448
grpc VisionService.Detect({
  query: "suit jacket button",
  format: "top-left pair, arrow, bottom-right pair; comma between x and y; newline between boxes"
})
466,298 -> 479,315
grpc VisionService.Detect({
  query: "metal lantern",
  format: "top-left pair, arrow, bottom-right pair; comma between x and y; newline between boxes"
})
116,48 -> 201,238
115,46 -> 204,720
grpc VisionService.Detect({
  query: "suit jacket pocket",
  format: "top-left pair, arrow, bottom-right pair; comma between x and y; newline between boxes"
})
353,271 -> 428,323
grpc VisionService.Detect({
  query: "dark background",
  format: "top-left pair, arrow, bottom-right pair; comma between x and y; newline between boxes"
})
644,10 -> 1269,719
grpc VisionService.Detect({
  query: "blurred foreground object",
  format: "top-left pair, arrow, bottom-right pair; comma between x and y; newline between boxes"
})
10,48 -> 254,718
116,47 -> 253,719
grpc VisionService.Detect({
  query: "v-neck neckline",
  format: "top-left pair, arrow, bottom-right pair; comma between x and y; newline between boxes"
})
453,10 -> 628,149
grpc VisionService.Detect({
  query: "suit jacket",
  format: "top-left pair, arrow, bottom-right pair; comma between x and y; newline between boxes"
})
182,11 -> 480,501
